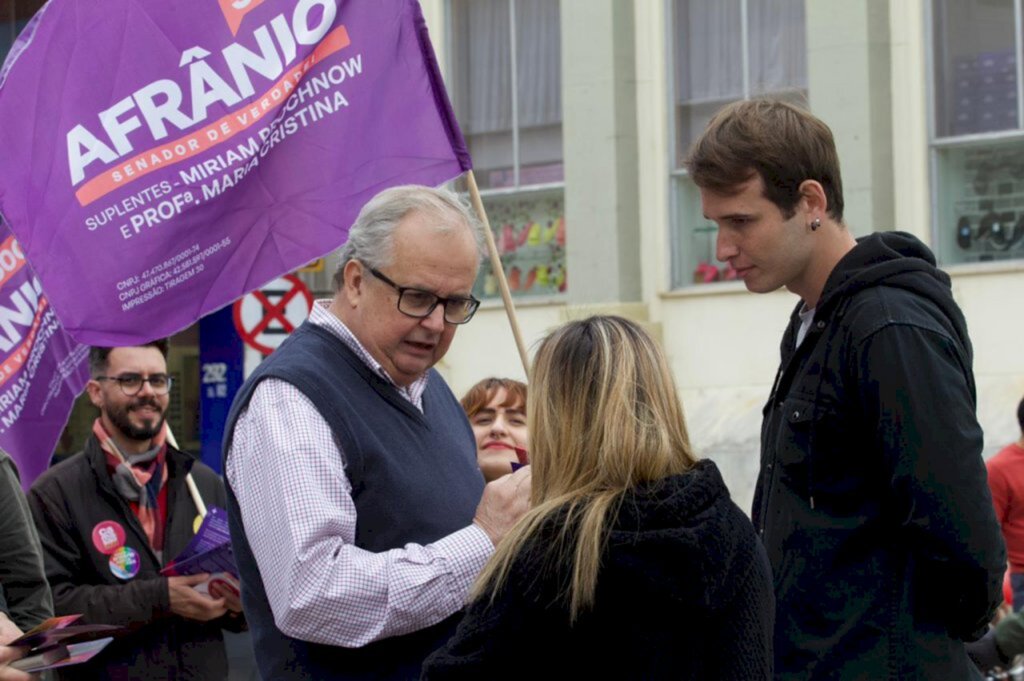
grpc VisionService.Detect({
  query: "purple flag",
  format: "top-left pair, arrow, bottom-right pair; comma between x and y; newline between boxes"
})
0,0 -> 471,346
0,220 -> 89,488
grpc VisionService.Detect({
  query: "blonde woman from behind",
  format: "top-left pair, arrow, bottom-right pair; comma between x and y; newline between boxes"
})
422,315 -> 774,680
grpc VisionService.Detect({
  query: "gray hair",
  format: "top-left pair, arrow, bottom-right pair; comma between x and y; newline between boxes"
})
333,185 -> 485,290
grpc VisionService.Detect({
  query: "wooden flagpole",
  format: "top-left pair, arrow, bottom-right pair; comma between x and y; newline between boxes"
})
465,170 -> 531,376
165,426 -> 207,518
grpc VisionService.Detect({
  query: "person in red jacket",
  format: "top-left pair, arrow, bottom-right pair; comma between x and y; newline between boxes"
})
967,396 -> 1024,672
987,396 -> 1024,610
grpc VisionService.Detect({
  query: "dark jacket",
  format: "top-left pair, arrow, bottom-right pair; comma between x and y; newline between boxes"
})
422,459 -> 775,680
28,435 -> 245,681
0,450 -> 53,630
755,232 -> 1005,680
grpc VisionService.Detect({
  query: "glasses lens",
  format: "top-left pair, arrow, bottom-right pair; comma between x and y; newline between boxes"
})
398,290 -> 438,317
149,375 -> 171,394
117,374 -> 144,394
443,298 -> 478,324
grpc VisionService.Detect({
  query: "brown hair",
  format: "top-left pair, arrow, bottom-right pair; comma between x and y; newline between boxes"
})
685,98 -> 845,221
461,378 -> 527,418
89,340 -> 169,377
472,316 -> 697,620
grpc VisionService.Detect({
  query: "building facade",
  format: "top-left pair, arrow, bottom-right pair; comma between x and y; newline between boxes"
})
2,1 -> 1022,509
421,0 -> 1024,510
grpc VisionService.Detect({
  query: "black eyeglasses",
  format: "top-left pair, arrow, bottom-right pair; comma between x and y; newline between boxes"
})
364,265 -> 480,325
95,373 -> 173,396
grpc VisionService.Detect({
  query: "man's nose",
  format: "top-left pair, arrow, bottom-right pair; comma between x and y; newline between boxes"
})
715,228 -> 738,262
420,303 -> 447,333
490,415 -> 508,435
137,378 -> 157,396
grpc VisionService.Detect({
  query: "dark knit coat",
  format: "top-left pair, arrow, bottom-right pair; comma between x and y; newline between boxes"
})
422,459 -> 774,680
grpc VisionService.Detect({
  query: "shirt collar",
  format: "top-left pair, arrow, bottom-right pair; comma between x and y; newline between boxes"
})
308,299 -> 428,410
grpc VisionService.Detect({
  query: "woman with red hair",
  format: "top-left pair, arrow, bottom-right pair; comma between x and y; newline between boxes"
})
460,378 -> 528,482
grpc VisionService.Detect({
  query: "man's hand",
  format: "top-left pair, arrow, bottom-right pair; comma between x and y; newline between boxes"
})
168,574 -> 227,622
0,644 -> 33,680
473,466 -> 532,546
0,614 -> 22,647
208,578 -> 243,614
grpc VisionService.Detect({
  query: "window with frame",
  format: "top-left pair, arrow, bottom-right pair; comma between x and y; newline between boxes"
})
448,0 -> 566,299
930,0 -> 1024,266
668,0 -> 807,288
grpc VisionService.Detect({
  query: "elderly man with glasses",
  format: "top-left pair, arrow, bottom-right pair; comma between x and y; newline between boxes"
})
28,340 -> 246,680
223,185 -> 531,681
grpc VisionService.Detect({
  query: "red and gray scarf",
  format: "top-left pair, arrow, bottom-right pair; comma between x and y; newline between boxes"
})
95,419 -> 169,550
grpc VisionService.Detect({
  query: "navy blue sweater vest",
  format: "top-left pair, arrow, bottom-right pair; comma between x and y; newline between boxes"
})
223,321 -> 484,680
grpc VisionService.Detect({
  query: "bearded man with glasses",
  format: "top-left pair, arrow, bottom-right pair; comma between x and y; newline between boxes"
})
28,340 -> 246,680
223,185 -> 531,680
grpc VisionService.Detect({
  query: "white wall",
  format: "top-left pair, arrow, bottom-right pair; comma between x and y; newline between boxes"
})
953,266 -> 1024,455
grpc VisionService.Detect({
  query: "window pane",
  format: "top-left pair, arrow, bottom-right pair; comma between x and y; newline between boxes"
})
748,0 -> 807,96
670,176 -> 726,288
516,0 -> 563,184
450,0 -> 563,190
451,0 -> 514,189
449,0 -> 565,297
934,139 -> 1024,265
472,189 -> 566,299
932,0 -> 1018,137
673,0 -> 743,166
464,130 -> 516,189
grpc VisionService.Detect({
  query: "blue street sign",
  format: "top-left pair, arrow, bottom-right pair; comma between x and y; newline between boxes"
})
199,306 -> 244,474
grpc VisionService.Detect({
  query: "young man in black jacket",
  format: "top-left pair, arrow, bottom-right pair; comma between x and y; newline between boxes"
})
29,341 -> 245,680
687,99 -> 1005,680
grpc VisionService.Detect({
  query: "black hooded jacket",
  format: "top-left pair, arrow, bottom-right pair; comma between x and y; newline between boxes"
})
755,231 -> 1005,680
422,459 -> 774,680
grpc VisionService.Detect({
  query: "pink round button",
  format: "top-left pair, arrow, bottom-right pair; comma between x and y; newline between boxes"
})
91,520 -> 126,555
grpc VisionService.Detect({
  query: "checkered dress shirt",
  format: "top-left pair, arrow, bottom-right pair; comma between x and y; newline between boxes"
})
226,300 -> 492,646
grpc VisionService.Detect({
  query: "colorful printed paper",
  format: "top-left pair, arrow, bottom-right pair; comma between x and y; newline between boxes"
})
12,637 -> 116,673
12,615 -> 119,650
0,0 -> 470,346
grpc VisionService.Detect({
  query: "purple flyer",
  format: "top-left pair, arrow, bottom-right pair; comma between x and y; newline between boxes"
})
162,506 -> 237,578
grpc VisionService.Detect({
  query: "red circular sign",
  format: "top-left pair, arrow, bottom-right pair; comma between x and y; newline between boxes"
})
232,274 -> 313,355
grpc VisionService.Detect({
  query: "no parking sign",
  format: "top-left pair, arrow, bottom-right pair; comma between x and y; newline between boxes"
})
232,275 -> 313,355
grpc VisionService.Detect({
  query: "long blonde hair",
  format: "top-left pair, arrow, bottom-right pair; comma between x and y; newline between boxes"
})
471,315 -> 698,620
